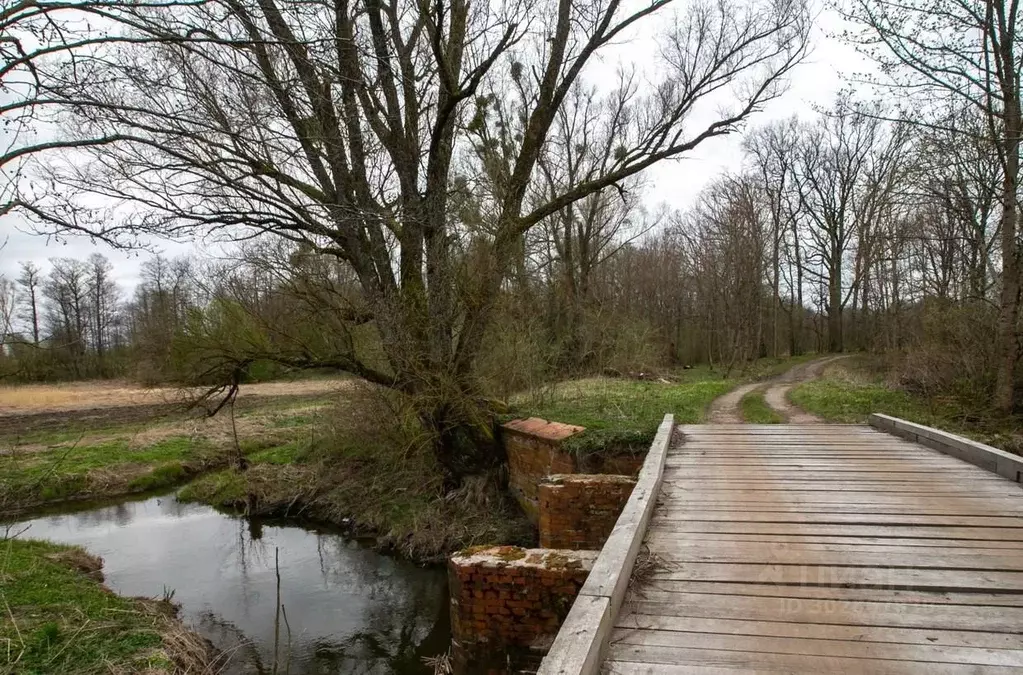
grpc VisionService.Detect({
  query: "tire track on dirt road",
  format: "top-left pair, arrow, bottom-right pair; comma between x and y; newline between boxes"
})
705,355 -> 849,424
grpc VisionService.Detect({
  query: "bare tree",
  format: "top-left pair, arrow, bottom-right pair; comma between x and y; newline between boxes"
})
16,261 -> 41,345
86,253 -> 118,374
840,0 -> 1022,410
43,257 -> 90,376
0,276 -> 18,346
744,117 -> 803,355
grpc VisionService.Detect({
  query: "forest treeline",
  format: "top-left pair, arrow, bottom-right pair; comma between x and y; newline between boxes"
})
1,97 -> 1015,412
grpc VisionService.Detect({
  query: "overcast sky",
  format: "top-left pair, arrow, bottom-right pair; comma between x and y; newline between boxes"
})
0,6 -> 865,292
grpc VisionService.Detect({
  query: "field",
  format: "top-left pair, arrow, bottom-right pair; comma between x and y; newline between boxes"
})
0,379 -> 345,436
0,379 -> 345,514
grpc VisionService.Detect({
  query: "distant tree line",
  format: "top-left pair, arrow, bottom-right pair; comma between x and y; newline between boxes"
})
0,255 -> 197,382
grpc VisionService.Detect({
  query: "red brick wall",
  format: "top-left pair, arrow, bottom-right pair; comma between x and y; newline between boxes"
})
448,546 -> 596,673
582,452 -> 645,477
538,474 -> 636,549
501,419 -> 582,521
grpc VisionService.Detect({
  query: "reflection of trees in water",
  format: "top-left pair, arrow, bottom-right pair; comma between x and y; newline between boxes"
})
288,590 -> 446,675
197,593 -> 446,675
31,494 -> 203,532
195,610 -> 267,675
23,497 -> 450,675
204,524 -> 448,675
304,557 -> 448,675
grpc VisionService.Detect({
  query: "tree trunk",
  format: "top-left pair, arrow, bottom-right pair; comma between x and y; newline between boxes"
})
828,247 -> 843,353
993,107 -> 1021,413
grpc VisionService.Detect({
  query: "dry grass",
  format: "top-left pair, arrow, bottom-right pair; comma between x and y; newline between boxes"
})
0,379 -> 350,415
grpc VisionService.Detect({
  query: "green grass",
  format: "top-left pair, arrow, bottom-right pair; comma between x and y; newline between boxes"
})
8,437 -> 202,479
0,436 -> 224,512
0,538 -> 184,673
791,366 -> 1022,453
268,413 -> 314,428
510,368 -> 735,456
741,390 -> 784,424
177,468 -> 246,504
790,378 -> 936,424
248,440 -> 309,465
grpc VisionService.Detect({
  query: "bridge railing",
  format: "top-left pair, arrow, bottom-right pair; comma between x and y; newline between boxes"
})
536,413 -> 675,675
870,413 -> 1023,482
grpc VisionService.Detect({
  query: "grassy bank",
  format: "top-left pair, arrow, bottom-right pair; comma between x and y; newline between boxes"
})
0,537 -> 214,673
741,390 -> 783,424
0,399 -> 329,516
791,357 -> 1022,453
179,387 -> 533,563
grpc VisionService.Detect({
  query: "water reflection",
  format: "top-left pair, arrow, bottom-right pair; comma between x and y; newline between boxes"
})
15,495 -> 449,674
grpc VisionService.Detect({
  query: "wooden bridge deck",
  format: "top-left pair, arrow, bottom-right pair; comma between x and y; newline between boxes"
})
604,424 -> 1023,674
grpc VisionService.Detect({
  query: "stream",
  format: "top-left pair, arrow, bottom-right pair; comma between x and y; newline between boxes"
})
14,493 -> 451,674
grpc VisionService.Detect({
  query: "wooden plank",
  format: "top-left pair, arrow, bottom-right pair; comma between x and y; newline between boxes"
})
603,661 -> 1018,675
647,563 -> 1023,591
644,538 -> 1023,556
666,459 -> 963,466
654,503 -> 1023,516
650,532 -> 1023,549
663,485 -> 1023,496
622,594 -> 1023,631
872,414 -> 1023,483
640,543 -> 1023,571
666,469 -> 998,477
655,499 -> 1023,511
665,472 -> 1009,480
645,521 -> 1023,540
605,644 -> 1023,673
613,614 -> 1023,649
635,581 -> 1023,606
610,628 -> 1023,666
651,512 -> 1023,527
533,595 -> 610,675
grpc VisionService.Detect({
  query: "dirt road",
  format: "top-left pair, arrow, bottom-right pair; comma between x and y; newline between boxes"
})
706,356 -> 848,424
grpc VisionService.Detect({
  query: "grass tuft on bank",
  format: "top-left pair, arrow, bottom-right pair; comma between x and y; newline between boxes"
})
0,436 -> 227,515
791,358 -> 1023,453
741,390 -> 784,424
0,537 -> 214,674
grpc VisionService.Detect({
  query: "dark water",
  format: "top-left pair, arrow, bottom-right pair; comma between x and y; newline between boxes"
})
14,494 -> 450,674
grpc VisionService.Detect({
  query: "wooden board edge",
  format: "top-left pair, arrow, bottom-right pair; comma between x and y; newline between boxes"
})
869,414 -> 1023,484
537,413 -> 674,675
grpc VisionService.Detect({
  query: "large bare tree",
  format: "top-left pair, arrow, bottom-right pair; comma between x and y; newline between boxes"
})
10,0 -> 808,476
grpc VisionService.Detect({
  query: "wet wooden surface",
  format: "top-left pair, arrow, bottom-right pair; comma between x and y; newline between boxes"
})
606,424 -> 1023,674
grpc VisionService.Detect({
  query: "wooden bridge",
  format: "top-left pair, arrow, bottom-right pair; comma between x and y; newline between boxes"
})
539,415 -> 1023,674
